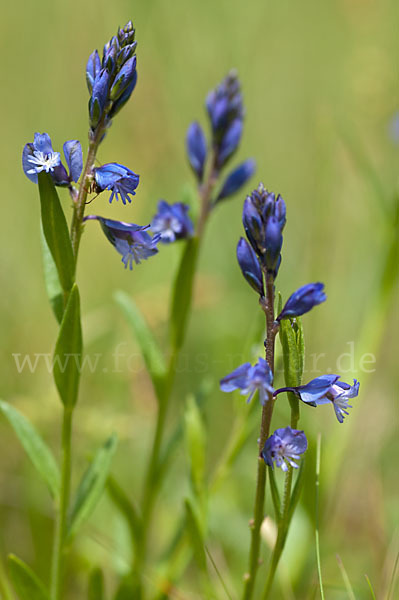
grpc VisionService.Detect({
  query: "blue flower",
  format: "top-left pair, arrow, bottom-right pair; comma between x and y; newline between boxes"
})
84,215 -> 160,270
220,357 -> 274,405
242,184 -> 286,276
262,427 -> 308,471
277,283 -> 326,321
186,121 -> 207,181
93,163 -> 139,204
274,375 -> 360,423
216,159 -> 256,202
236,237 -> 264,296
151,200 -> 194,243
22,133 -> 83,186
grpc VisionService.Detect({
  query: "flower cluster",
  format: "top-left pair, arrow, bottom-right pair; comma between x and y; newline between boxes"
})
86,21 -> 137,131
186,71 -> 255,204
22,23 -> 196,271
221,181 -> 361,471
239,183 -> 286,281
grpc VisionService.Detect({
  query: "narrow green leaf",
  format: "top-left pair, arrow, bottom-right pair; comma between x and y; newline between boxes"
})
53,283 -> 82,408
295,318 -> 305,383
107,476 -> 141,543
268,467 -> 281,523
114,291 -> 167,402
8,555 -> 49,600
0,400 -> 59,499
170,237 -> 200,350
279,318 -> 300,387
184,396 -> 206,498
336,554 -> 356,600
38,172 -> 75,293
364,575 -> 377,600
88,567 -> 104,600
279,315 -> 304,422
68,434 -> 118,539
40,226 -> 64,323
184,497 -> 207,572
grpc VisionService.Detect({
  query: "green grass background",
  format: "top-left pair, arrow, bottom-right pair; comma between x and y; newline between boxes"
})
1,0 -> 398,598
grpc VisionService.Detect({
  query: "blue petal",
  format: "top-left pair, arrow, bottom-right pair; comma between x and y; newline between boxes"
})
109,70 -> 137,118
86,49 -> 101,93
220,363 -> 251,392
217,159 -> 256,201
264,216 -> 283,271
278,283 -> 326,320
33,132 -> 53,154
63,140 -> 83,182
110,55 -> 137,101
236,237 -> 264,295
22,143 -> 38,183
186,121 -> 207,181
298,374 -> 340,404
217,118 -> 243,166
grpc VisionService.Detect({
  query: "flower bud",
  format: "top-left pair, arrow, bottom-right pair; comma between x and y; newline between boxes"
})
277,283 -> 326,321
237,237 -> 264,296
186,121 -> 207,182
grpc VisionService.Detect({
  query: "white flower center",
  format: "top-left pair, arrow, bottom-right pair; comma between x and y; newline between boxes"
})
27,150 -> 61,174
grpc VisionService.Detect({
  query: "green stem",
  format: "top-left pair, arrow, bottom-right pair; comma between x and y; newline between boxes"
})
70,120 -> 106,262
242,276 -> 277,600
49,122 -> 106,599
262,398 -> 300,599
50,407 -> 73,600
132,156 -> 219,595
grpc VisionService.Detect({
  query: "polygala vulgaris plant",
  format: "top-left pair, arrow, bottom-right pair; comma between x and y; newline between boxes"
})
0,16 -> 361,600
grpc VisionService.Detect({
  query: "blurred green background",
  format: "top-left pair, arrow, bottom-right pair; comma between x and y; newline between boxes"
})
1,0 -> 398,598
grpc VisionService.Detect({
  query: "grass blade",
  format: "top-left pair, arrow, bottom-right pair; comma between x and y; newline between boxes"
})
336,554 -> 356,600
0,400 -> 60,499
315,434 -> 325,600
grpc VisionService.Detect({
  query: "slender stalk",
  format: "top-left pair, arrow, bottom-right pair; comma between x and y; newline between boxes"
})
132,153 -> 219,595
242,275 -> 277,600
50,407 -> 73,600
262,394 -> 300,599
70,119 -> 106,262
50,122 -> 106,599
